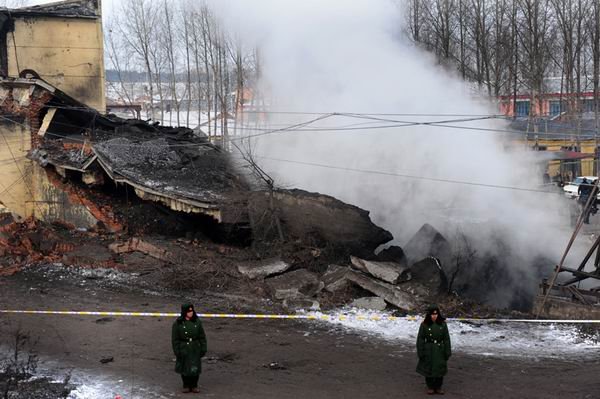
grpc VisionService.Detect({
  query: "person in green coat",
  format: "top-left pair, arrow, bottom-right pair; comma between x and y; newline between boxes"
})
416,304 -> 451,395
172,303 -> 207,393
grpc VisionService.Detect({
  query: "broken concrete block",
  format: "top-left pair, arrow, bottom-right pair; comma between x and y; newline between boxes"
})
265,269 -> 323,299
410,257 -> 448,295
321,264 -> 350,292
238,259 -> 291,280
351,296 -> 387,311
404,224 -> 451,266
350,256 -> 411,284
346,270 -> 419,311
109,238 -> 171,262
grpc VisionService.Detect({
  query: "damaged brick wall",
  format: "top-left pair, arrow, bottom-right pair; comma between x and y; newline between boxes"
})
0,85 -> 53,148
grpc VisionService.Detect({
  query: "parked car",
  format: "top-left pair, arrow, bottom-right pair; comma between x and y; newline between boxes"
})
563,176 -> 599,199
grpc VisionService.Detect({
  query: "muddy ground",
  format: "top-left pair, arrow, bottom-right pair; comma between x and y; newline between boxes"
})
1,265 -> 599,399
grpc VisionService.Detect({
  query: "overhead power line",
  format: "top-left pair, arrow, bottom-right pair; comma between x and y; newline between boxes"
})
0,110 -> 585,196
252,155 -> 561,195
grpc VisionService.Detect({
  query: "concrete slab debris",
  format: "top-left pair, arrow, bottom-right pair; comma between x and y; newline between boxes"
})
345,270 -> 419,311
237,259 -> 291,280
350,296 -> 387,311
321,264 -> 351,293
350,256 -> 411,284
265,269 -> 324,300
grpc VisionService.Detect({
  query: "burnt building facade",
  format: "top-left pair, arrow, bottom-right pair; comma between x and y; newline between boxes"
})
0,0 -> 105,112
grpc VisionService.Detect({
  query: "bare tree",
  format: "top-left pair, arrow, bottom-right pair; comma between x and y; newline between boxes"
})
161,0 -> 181,127
448,230 -> 477,293
105,21 -> 136,109
180,2 -> 193,127
118,0 -> 159,120
516,0 -> 555,126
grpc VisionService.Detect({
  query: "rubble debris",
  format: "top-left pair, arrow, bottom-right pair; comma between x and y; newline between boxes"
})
345,270 -> 419,311
349,256 -> 411,284
350,296 -> 387,311
375,245 -> 407,265
321,264 -> 351,293
0,217 -> 80,272
409,257 -> 448,296
237,259 -> 291,280
3,77 -> 397,267
109,238 -> 172,262
404,224 -> 451,267
265,269 -> 324,300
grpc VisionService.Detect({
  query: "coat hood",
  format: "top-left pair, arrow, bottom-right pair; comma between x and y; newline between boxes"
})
424,304 -> 445,324
178,303 -> 197,322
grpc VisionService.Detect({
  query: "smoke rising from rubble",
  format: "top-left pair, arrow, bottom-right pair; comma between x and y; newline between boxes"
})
216,1 -> 581,308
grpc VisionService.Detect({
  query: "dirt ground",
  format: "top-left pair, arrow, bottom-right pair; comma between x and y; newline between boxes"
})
0,266 -> 599,399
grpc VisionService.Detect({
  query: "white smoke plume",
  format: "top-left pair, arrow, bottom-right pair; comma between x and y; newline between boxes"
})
215,0 -> 587,308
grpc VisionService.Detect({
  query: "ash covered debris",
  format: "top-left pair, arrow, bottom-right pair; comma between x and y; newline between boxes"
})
11,76 -> 253,226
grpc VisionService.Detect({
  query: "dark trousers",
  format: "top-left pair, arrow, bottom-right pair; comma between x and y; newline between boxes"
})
181,374 -> 199,389
426,377 -> 443,389
579,196 -> 591,224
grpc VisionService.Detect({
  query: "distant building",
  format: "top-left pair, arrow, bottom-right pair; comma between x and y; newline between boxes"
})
0,0 -> 106,112
499,77 -> 599,118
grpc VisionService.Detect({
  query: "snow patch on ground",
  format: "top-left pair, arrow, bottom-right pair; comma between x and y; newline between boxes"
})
316,308 -> 600,358
67,380 -> 169,399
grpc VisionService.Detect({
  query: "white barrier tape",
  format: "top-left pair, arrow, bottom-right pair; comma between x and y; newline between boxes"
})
1,309 -> 600,323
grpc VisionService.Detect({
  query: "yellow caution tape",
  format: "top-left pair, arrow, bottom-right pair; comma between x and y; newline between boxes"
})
0,309 -> 599,323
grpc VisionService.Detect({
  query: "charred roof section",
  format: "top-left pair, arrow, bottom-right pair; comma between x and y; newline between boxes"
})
2,0 -> 101,19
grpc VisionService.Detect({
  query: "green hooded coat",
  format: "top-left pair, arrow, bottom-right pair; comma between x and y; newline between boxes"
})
171,303 -> 207,377
416,320 -> 451,378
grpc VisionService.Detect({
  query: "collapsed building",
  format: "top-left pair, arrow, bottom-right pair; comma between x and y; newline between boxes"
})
1,1 -> 592,317
0,2 -> 416,313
